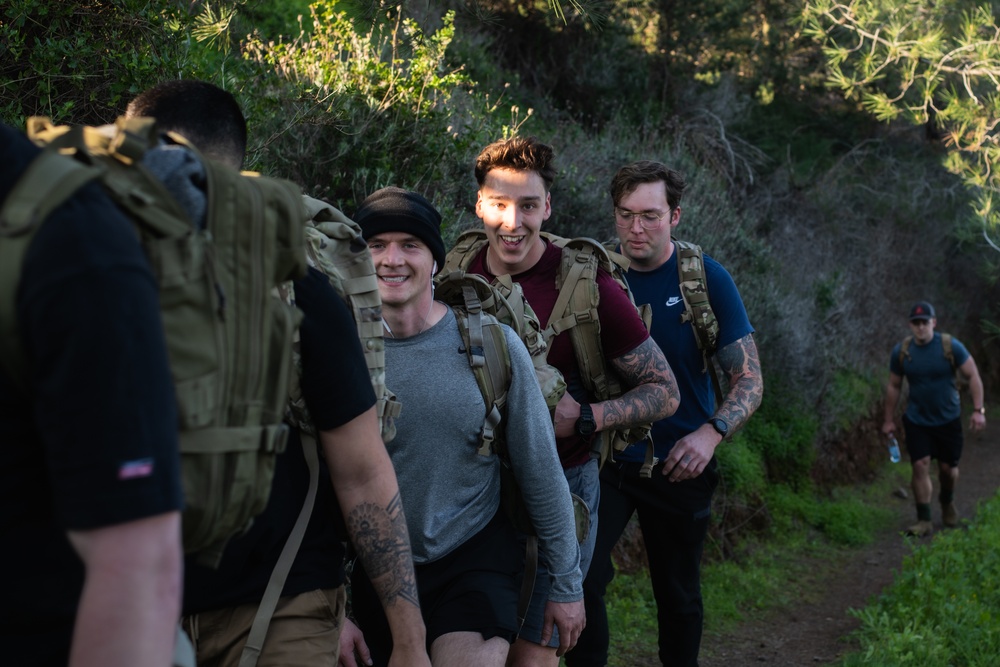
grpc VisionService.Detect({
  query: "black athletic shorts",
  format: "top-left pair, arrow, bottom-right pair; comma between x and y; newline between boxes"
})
902,416 -> 964,467
350,508 -> 521,665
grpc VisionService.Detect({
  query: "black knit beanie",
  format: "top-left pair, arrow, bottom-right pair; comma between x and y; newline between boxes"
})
354,186 -> 446,269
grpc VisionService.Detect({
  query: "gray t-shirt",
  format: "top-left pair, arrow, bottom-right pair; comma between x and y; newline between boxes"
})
385,307 -> 582,602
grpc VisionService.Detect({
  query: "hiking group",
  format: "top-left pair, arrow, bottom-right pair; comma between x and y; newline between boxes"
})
3,77 -> 774,667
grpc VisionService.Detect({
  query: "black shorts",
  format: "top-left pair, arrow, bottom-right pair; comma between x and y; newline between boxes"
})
350,508 -> 521,665
902,416 -> 964,466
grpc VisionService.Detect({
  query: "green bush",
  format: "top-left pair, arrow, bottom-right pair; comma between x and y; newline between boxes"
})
839,492 -> 1000,666
0,0 -> 196,125
735,392 -> 818,489
715,434 -> 768,499
236,2 -> 526,219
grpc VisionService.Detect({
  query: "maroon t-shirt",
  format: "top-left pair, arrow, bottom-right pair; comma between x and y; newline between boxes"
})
468,239 -> 649,468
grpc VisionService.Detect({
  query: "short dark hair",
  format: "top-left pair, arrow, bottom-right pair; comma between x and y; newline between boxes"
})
126,79 -> 247,168
609,161 -> 686,211
474,136 -> 557,191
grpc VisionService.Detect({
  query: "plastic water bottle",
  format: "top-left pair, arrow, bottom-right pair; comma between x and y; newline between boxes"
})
887,434 -> 901,463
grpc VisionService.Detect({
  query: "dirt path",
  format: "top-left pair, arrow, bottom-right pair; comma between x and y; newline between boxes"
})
698,425 -> 1000,666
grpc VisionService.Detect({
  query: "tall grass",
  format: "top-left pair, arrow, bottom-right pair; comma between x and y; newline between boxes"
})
838,491 -> 1000,666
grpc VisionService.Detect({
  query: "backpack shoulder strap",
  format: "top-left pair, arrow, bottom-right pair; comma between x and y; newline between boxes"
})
0,148 -> 104,390
898,336 -> 913,367
450,283 -> 513,456
940,332 -> 955,368
674,239 -> 723,405
442,229 -> 490,274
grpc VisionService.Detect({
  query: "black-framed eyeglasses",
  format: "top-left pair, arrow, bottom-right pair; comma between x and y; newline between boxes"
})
614,207 -> 670,230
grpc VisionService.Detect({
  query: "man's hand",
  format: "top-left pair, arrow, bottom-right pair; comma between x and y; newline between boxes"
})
553,392 -> 582,439
970,412 -> 987,433
881,420 -> 897,437
662,424 -> 720,482
541,599 -> 585,657
338,618 -> 372,667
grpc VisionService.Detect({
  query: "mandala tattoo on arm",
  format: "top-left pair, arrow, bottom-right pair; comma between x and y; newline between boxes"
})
347,491 -> 420,608
715,333 -> 763,431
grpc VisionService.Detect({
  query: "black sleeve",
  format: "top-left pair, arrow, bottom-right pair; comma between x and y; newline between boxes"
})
294,267 -> 377,431
18,180 -> 183,531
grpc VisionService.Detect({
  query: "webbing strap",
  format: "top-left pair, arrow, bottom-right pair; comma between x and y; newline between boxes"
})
544,249 -> 592,345
238,432 -> 320,667
463,284 -> 486,369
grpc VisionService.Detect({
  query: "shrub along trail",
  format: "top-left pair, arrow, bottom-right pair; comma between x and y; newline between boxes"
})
699,423 -> 1000,666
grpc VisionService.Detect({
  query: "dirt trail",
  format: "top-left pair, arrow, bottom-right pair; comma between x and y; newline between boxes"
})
698,425 -> 1000,666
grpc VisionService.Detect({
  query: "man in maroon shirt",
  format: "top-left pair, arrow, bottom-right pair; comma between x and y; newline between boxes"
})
455,136 -> 680,667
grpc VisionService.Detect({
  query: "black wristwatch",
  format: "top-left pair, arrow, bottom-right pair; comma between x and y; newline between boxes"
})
708,417 -> 729,438
576,403 -> 597,439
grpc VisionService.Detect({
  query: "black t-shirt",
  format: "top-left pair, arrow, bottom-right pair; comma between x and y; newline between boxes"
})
183,267 -> 378,613
0,125 -> 183,666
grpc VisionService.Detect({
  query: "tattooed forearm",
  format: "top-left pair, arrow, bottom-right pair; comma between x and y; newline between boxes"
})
347,492 -> 420,609
714,333 -> 763,430
603,337 -> 681,429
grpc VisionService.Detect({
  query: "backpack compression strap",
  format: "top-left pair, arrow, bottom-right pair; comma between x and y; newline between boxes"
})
238,432 -> 321,667
0,150 -> 104,389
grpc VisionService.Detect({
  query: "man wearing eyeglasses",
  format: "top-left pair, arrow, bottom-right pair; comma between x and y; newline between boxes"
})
882,301 -> 986,538
454,138 -> 680,667
567,160 -> 762,667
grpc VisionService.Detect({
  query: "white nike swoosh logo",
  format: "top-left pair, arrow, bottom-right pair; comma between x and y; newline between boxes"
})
665,297 -> 683,307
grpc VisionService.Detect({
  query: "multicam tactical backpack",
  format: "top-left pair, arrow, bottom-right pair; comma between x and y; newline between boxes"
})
444,229 -> 658,475
0,117 -> 308,568
280,195 -> 401,442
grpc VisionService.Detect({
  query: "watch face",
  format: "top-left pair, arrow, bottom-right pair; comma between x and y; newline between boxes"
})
710,418 -> 729,437
576,405 -> 597,437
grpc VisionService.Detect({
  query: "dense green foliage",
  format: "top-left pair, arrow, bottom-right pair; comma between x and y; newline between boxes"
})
0,0 -> 189,124
839,491 -> 1000,666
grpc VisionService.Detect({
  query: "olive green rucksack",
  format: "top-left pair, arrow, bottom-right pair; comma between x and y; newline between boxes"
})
443,230 -> 658,475
0,117 -> 308,568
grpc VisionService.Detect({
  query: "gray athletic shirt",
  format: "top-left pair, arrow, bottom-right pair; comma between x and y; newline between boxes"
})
385,306 -> 582,602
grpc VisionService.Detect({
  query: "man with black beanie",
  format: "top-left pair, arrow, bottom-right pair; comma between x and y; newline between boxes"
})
341,186 -> 584,667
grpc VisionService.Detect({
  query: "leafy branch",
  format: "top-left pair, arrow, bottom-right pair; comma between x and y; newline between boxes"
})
802,0 -> 1000,246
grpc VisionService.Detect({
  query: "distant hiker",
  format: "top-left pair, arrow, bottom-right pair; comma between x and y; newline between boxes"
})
0,121 -> 184,667
567,160 -> 763,667
445,137 -> 680,667
343,186 -> 583,667
882,301 -> 986,537
126,80 -> 431,667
